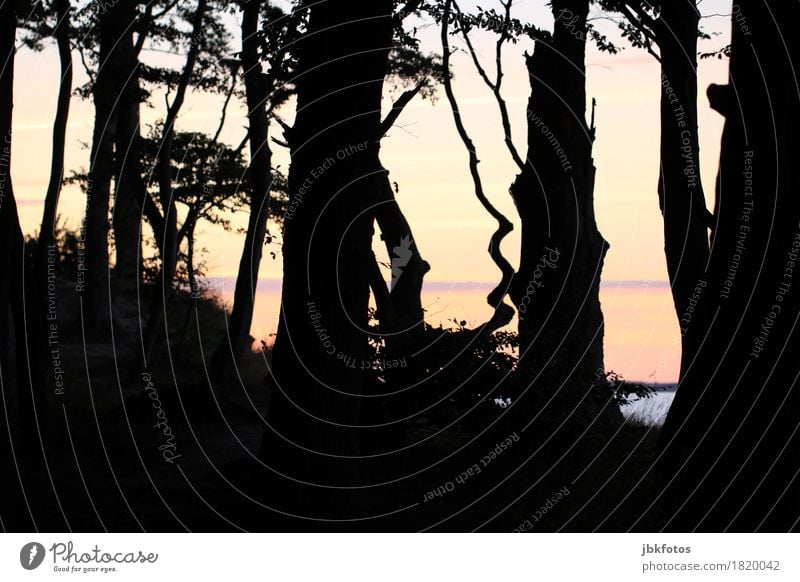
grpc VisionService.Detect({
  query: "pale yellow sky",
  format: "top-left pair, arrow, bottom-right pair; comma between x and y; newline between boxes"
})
11,2 -> 731,282
9,1 -> 733,381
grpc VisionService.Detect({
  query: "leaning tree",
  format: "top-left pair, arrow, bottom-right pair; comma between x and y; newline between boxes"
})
657,0 -> 800,531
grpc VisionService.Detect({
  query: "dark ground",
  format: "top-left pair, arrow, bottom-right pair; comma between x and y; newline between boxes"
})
5,286 -> 661,532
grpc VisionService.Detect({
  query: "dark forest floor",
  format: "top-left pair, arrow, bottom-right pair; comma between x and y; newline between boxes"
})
5,285 -> 662,532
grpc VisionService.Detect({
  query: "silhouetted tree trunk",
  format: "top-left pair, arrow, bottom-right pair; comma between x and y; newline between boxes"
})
141,0 -> 207,366
375,178 -> 430,330
363,172 -> 430,453
263,0 -> 394,495
35,0 -> 71,282
0,0 -> 13,419
602,1 -> 711,376
29,0 -> 73,524
82,1 -> 129,336
509,0 -> 609,397
112,8 -> 146,289
375,83 -> 431,331
178,215 -> 199,343
656,0 -> 711,378
0,0 -> 37,530
111,2 -> 168,271
658,0 -> 800,531
32,0 -> 71,451
210,0 -> 272,386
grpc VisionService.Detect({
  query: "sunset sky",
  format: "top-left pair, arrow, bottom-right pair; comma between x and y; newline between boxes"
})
9,0 -> 733,381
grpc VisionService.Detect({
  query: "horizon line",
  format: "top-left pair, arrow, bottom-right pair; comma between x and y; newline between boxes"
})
202,277 -> 672,292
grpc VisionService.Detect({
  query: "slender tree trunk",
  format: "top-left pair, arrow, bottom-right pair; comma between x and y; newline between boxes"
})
0,0 -> 37,530
178,218 -> 199,343
112,19 -> 145,289
655,0 -> 710,379
141,0 -> 207,366
363,172 -> 430,453
31,3 -> 71,455
29,0 -> 74,526
509,0 -> 610,413
374,84 -> 430,332
30,0 -> 72,476
210,0 -> 272,386
0,0 -> 13,409
658,0 -> 800,531
262,0 -> 394,504
375,176 -> 429,330
82,1 -> 130,336
35,0 -> 71,275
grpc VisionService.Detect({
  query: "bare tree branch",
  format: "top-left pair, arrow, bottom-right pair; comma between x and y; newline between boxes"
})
441,0 -> 515,323
210,65 -> 239,146
453,0 -> 524,170
71,40 -> 95,84
379,80 -> 425,137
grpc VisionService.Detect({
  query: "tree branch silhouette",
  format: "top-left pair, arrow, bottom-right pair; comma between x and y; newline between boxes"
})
440,0 -> 514,330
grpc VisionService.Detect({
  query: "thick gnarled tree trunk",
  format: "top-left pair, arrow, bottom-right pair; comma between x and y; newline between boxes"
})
658,0 -> 800,531
262,0 -> 394,504
509,0 -> 610,416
